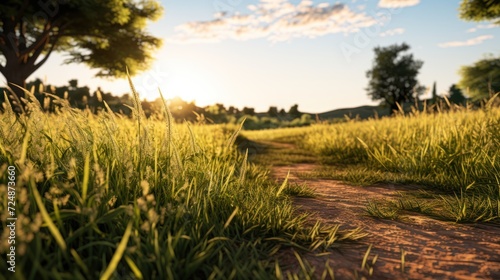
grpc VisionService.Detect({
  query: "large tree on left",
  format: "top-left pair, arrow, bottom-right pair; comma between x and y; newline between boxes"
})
0,0 -> 163,107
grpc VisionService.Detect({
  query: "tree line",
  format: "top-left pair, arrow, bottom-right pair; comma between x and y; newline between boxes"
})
0,78 -> 312,129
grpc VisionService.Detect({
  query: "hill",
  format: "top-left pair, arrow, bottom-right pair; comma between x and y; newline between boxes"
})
315,105 -> 388,120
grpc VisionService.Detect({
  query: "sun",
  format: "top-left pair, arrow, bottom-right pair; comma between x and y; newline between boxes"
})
164,72 -> 217,105
133,60 -> 218,107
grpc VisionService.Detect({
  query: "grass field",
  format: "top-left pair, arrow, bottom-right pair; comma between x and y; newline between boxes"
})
0,87 -> 364,279
244,102 -> 500,223
1,85 -> 499,279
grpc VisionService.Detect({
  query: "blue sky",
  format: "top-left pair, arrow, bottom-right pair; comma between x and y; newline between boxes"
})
19,0 -> 500,113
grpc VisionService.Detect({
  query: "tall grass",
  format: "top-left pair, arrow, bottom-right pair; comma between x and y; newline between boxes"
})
304,107 -> 500,193
304,109 -> 500,192
246,102 -> 500,223
0,87 -> 361,279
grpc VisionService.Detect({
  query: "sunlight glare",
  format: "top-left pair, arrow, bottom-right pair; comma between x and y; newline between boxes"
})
133,60 -> 218,107
164,71 -> 217,106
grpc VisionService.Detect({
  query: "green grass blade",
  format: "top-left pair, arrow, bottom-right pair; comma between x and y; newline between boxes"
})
31,179 -> 67,251
100,221 -> 133,280
224,207 -> 239,229
81,153 -> 90,203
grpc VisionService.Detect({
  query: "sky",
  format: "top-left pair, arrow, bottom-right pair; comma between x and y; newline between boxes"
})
14,0 -> 500,113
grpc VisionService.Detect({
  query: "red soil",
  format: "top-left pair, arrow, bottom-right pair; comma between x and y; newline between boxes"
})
272,164 -> 500,279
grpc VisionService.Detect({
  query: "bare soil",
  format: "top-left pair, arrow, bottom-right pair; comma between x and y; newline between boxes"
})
272,163 -> 500,279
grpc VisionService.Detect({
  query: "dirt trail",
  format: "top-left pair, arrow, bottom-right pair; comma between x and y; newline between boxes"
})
272,163 -> 500,279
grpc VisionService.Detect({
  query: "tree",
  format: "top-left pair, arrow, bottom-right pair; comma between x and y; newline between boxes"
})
288,104 -> 301,119
366,43 -> 424,114
431,82 -> 437,101
205,103 -> 229,123
242,107 -> 255,116
227,106 -> 238,115
458,55 -> 500,100
448,84 -> 467,105
68,79 -> 78,90
459,0 -> 500,24
0,0 -> 163,107
278,108 -> 286,117
267,106 -> 278,118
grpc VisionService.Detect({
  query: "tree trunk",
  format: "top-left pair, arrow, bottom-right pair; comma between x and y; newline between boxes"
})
1,15 -> 55,114
3,66 -> 28,113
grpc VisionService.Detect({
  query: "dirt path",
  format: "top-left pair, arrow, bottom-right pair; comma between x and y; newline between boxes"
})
272,163 -> 500,279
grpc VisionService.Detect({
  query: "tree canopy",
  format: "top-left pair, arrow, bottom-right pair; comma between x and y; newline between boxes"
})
458,55 -> 500,100
459,0 -> 500,24
448,84 -> 467,105
288,104 -> 301,119
267,106 -> 278,118
366,43 -> 424,114
0,0 -> 163,104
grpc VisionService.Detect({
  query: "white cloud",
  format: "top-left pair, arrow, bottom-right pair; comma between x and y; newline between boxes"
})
466,23 -> 497,33
378,0 -> 420,8
169,0 -> 377,43
438,35 -> 494,48
379,28 -> 405,37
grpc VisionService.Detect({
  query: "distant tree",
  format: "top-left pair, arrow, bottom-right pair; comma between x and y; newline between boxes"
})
215,103 -> 226,113
227,106 -> 238,115
26,78 -> 43,95
458,55 -> 500,100
366,43 -> 424,114
205,104 -> 228,123
68,84 -> 91,109
267,106 -> 279,118
288,104 -> 301,119
0,0 -> 163,108
459,0 -> 500,24
169,97 -> 198,122
278,108 -> 286,117
68,79 -> 78,90
39,80 -> 91,109
242,107 -> 255,116
448,84 -> 467,105
101,91 -> 119,103
431,81 -> 438,102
